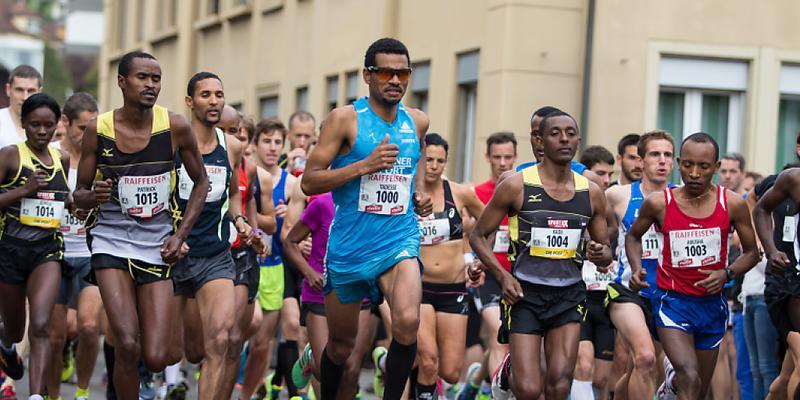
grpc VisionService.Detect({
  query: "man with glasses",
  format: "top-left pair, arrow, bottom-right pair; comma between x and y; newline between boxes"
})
301,37 -> 432,400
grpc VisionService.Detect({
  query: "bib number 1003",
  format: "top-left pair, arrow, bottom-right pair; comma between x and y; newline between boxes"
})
375,190 -> 399,204
683,244 -> 707,257
134,192 -> 159,206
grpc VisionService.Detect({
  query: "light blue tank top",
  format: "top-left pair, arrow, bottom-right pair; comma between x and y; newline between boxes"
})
327,97 -> 421,265
616,181 -> 666,298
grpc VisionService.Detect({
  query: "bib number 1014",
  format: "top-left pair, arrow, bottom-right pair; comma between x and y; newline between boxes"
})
34,205 -> 55,218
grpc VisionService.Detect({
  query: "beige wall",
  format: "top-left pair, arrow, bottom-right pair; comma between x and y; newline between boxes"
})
100,0 -> 800,182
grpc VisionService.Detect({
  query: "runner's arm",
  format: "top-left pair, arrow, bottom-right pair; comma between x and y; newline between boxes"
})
753,170 -> 800,270
282,176 -> 308,241
301,107 -> 364,195
171,114 -> 209,240
0,146 -> 27,210
74,120 -> 100,209
455,182 -> 485,253
256,166 -> 276,234
586,182 -> 612,268
625,194 -> 665,288
727,192 -> 760,278
470,174 -> 520,279
411,109 -> 432,216
282,220 -> 320,290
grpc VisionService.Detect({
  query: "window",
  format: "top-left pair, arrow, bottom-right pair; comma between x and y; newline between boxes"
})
455,51 -> 479,182
116,0 -> 127,49
230,103 -> 242,111
260,96 -> 279,118
345,71 -> 358,105
777,65 -> 800,170
296,86 -> 308,112
209,0 -> 221,14
158,0 -> 177,30
326,75 -> 339,111
410,62 -> 430,112
657,57 -> 747,182
136,0 -> 146,41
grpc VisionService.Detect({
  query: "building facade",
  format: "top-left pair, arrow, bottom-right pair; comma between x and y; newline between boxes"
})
99,0 -> 800,181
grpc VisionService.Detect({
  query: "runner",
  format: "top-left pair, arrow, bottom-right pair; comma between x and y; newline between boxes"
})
410,133 -> 485,400
0,93 -> 69,400
612,134 -> 643,187
0,65 -> 42,147
604,130 -> 674,399
301,37 -> 432,400
279,111 -> 316,175
461,131 -> 517,400
469,110 -> 613,400
628,132 -> 759,400
574,144 -> 617,400
45,92 -> 101,400
73,51 -> 209,400
168,71 -> 262,399
240,118 -> 295,400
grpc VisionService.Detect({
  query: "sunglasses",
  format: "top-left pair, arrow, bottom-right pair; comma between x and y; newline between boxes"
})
366,66 -> 412,83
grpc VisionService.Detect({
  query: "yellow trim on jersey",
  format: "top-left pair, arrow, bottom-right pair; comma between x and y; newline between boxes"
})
96,105 -> 170,140
522,164 -> 589,191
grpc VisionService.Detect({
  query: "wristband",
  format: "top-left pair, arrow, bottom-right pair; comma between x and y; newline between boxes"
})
464,253 -> 475,265
725,265 -> 735,282
233,214 -> 248,224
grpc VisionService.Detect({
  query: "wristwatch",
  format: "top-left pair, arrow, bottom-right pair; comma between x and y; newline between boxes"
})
233,214 -> 248,224
725,265 -> 735,282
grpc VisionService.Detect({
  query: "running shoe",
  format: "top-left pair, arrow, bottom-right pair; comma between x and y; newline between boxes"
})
372,346 -> 388,399
0,346 -> 23,380
139,368 -> 156,400
266,371 -> 282,400
656,357 -> 677,400
456,362 -> 481,400
74,386 -> 90,400
292,343 -> 313,389
491,353 -> 513,400
61,344 -> 75,383
0,385 -> 15,400
164,381 -> 189,400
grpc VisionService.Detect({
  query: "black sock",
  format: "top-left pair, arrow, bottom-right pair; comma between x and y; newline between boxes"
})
408,367 -> 418,400
320,347 -> 344,400
103,341 -> 117,399
384,339 -> 418,400
415,383 -> 436,400
278,340 -> 299,395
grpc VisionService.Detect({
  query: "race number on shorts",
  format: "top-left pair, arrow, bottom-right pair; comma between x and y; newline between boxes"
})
358,172 -> 411,215
20,194 -> 64,229
178,165 -> 228,202
669,227 -> 722,268
493,226 -> 510,253
118,172 -> 171,218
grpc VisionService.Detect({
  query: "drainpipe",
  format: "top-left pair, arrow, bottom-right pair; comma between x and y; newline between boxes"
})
580,0 -> 596,151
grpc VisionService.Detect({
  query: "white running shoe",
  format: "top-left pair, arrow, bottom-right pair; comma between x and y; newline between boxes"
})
656,356 -> 677,400
491,352 -> 515,400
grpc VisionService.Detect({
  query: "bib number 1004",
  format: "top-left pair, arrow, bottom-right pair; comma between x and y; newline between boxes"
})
375,190 -> 399,204
546,235 -> 569,248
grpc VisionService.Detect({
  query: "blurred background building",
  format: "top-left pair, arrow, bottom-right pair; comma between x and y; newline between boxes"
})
88,0 -> 800,181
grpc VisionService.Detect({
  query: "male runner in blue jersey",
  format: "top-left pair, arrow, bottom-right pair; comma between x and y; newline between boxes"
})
302,37 -> 432,400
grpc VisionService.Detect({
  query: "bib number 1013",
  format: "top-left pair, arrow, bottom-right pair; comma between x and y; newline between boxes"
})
134,192 -> 159,206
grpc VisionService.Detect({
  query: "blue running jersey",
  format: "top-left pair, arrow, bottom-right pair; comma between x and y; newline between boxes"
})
256,168 -> 288,266
325,97 -> 421,303
616,181 -> 665,297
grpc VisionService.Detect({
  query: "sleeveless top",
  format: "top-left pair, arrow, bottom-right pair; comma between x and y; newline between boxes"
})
172,128 -> 232,257
617,181 -> 666,298
327,97 -> 421,265
509,165 -> 592,286
61,168 -> 91,258
257,168 -> 288,266
0,143 -> 69,240
86,105 -> 176,265
659,185 -> 731,296
419,179 -> 463,245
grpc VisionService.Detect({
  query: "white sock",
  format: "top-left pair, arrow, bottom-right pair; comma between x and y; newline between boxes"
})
165,362 -> 182,385
570,380 -> 595,400
378,354 -> 386,372
29,395 -> 45,400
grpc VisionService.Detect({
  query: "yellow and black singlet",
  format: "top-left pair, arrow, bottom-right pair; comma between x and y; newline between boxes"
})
86,105 -> 177,266
0,143 -> 69,240
508,165 -> 592,287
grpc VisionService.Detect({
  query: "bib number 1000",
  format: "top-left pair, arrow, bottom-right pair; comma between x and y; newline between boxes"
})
375,190 -> 399,204
134,192 -> 159,206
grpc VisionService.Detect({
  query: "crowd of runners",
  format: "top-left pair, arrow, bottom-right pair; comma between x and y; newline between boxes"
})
0,37 -> 799,400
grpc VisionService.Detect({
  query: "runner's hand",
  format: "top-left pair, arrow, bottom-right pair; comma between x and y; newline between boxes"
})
275,199 -> 287,219
695,269 -> 727,294
630,269 -> 648,291
22,168 -> 48,196
304,270 -> 324,292
413,191 -> 433,216
361,134 -> 398,175
766,250 -> 791,273
587,240 -> 608,272
466,261 -> 485,288
499,272 -> 523,305
161,235 -> 189,265
93,179 -> 113,204
235,219 -> 253,245
251,235 -> 268,255
299,237 -> 313,258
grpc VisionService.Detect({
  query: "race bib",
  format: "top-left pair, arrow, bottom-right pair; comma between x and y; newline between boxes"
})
783,216 -> 796,243
419,216 -> 450,245
530,224 -> 583,259
60,212 -> 86,235
582,260 -> 616,291
669,227 -> 722,268
642,227 -> 663,260
358,173 -> 411,215
493,226 -> 510,253
20,195 -> 64,229
118,172 -> 171,218
178,165 -> 228,202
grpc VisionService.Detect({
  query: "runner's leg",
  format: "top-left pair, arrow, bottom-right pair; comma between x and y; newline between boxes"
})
26,262 -> 61,395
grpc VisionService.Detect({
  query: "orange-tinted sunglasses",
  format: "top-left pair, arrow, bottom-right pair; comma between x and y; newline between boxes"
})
367,66 -> 412,83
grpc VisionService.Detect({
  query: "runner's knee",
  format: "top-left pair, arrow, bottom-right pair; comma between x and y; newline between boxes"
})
633,348 -> 656,373
513,378 -> 541,400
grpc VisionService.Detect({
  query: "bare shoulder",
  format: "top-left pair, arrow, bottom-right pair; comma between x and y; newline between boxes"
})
605,184 -> 630,206
167,111 -> 190,131
724,188 -> 747,211
406,107 -> 430,133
